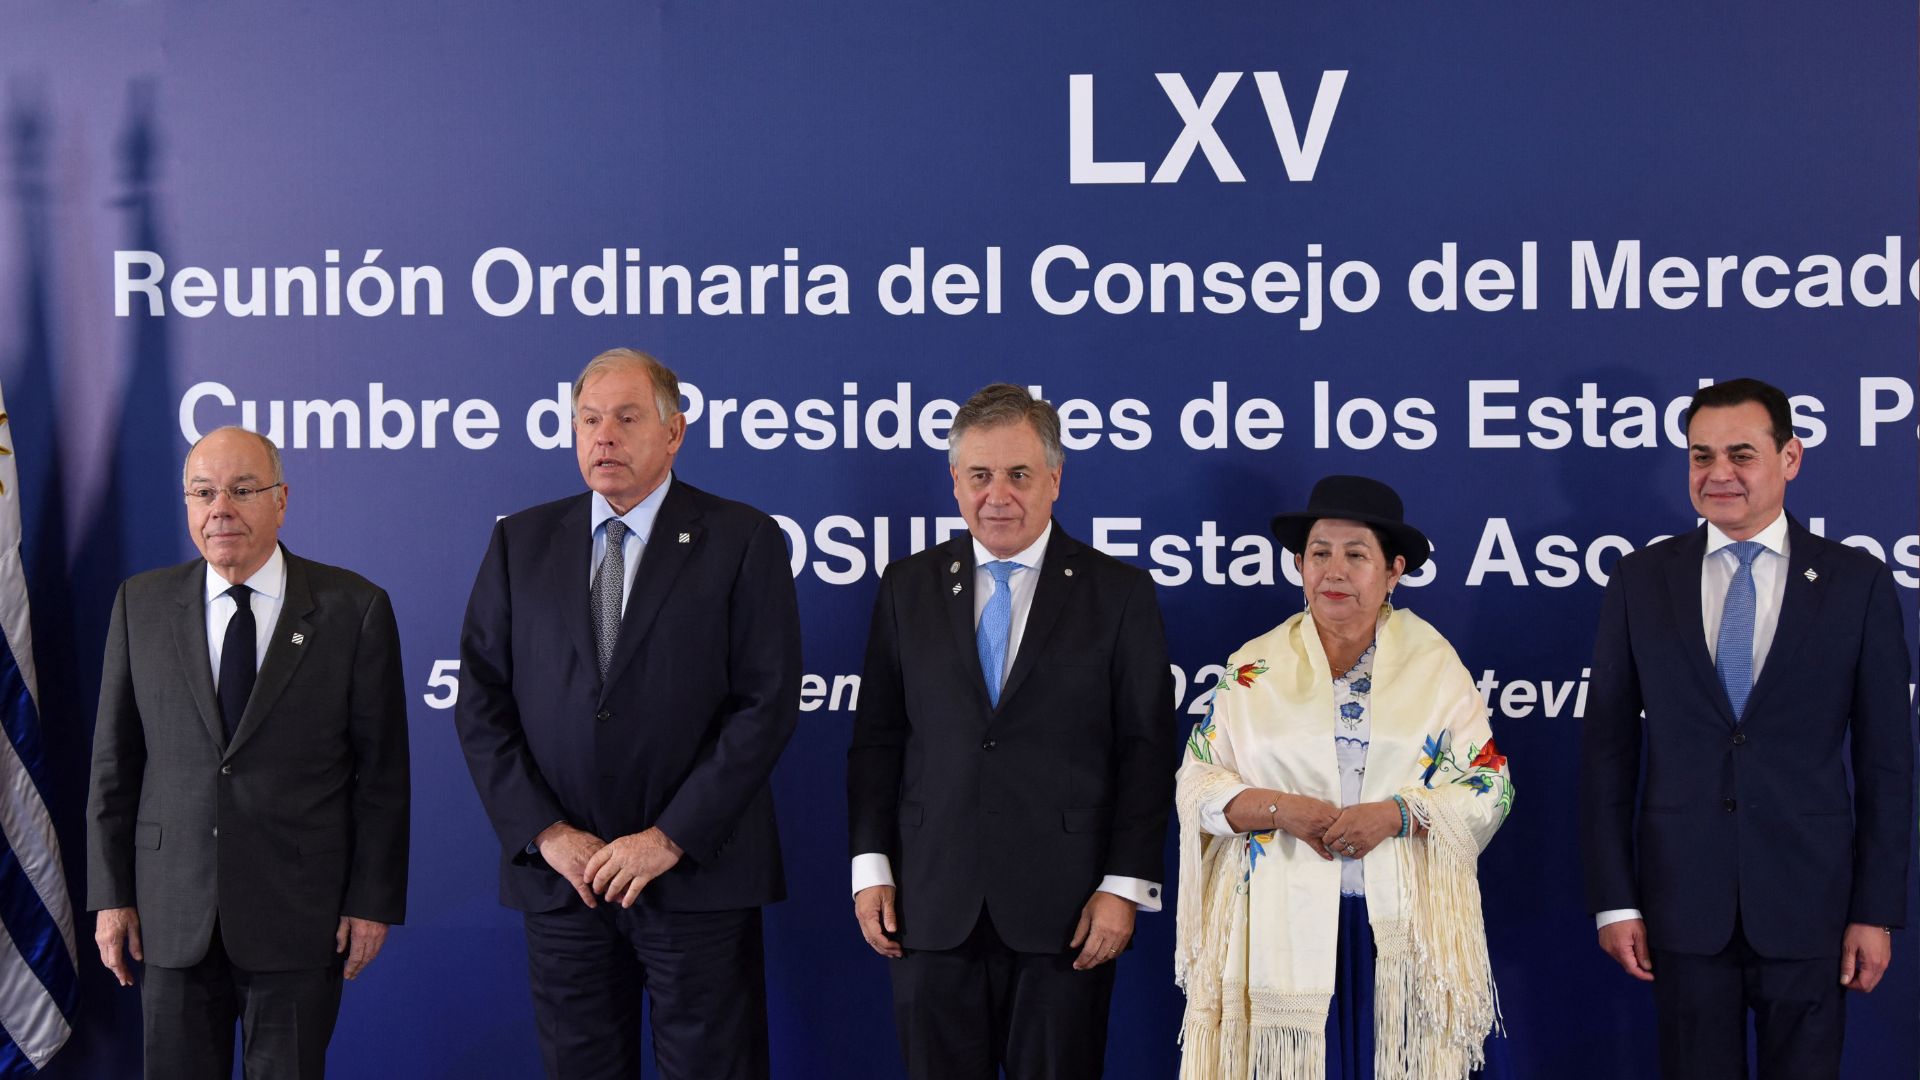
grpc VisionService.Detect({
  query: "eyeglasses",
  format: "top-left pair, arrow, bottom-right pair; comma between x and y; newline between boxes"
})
183,482 -> 282,506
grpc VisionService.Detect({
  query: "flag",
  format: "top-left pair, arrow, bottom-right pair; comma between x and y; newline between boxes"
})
0,386 -> 76,1074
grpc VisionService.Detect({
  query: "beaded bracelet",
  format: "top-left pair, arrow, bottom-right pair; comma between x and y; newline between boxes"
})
1391,794 -> 1410,838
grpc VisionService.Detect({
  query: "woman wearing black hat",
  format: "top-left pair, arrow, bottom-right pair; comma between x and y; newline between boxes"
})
1172,476 -> 1513,1080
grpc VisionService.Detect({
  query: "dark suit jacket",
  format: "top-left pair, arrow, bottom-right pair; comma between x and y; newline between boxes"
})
85,548 -> 410,972
847,524 -> 1175,954
1582,517 -> 1914,958
456,478 -> 801,913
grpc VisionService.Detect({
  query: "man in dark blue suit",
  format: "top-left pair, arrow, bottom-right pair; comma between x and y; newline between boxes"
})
1582,378 -> 1913,1079
456,348 -> 801,1080
847,383 -> 1175,1079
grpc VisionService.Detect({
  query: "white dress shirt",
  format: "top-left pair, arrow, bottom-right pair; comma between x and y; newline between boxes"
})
1596,511 -> 1790,931
205,545 -> 287,689
589,473 -> 673,615
851,524 -> 1165,912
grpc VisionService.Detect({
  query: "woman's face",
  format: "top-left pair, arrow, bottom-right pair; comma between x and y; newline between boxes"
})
1298,518 -> 1405,628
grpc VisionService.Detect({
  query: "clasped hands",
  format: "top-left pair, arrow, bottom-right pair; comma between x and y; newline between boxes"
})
1224,789 -> 1402,860
537,822 -> 683,909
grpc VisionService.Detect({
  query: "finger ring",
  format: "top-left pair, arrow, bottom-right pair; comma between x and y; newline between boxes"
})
1343,844 -> 1358,856
1105,949 -> 1116,957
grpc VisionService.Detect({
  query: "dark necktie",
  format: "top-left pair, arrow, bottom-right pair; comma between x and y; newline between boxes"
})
218,583 -> 256,741
592,519 -> 629,679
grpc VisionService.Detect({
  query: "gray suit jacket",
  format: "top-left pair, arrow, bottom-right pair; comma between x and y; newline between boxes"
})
85,547 -> 410,971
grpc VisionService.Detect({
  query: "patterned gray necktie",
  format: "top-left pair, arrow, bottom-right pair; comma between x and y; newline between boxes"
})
592,518 -> 628,679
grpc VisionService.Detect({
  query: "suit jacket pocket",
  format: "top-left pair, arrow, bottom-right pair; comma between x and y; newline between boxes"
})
296,828 -> 346,856
1062,807 -> 1110,834
134,821 -> 161,850
899,803 -> 924,828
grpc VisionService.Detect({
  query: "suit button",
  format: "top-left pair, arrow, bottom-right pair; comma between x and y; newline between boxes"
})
596,710 -> 612,722
1723,798 -> 1737,812
981,740 -> 996,751
1731,732 -> 1747,746
220,764 -> 232,775
211,827 -> 219,838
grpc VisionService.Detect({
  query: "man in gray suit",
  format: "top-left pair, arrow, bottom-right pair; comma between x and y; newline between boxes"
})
86,426 -> 410,1079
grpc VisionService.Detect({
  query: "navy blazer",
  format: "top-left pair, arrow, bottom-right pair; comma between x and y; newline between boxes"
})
847,525 -> 1176,953
456,479 -> 801,913
1581,517 -> 1914,958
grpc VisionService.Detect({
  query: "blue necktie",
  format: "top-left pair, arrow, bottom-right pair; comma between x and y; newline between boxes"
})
1715,541 -> 1763,720
976,560 -> 1019,707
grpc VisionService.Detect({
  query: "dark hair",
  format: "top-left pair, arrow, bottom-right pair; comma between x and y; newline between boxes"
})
1366,525 -> 1401,566
947,383 -> 1064,469
1685,378 -> 1793,449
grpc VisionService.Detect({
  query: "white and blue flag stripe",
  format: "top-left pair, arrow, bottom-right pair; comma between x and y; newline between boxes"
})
0,386 -> 75,1074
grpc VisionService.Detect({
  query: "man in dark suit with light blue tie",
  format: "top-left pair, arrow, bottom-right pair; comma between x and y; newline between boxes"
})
1582,378 -> 1914,1079
456,349 -> 801,1080
847,383 -> 1175,1079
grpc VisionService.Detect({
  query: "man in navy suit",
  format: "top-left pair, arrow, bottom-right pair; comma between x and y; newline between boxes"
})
847,383 -> 1175,1079
456,348 -> 801,1080
1582,378 -> 1913,1079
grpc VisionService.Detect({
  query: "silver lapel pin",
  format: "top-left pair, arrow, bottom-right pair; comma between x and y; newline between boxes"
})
1803,568 -> 1817,582
1064,568 -> 1073,577
949,561 -> 961,574
950,583 -> 963,596
290,632 -> 305,646
678,532 -> 691,544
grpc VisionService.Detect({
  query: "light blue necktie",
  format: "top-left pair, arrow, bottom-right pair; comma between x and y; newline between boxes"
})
1714,540 -> 1763,720
976,560 -> 1019,707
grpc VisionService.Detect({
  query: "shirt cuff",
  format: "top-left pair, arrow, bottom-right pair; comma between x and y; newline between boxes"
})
1198,783 -> 1251,837
1097,875 -> 1164,913
851,853 -> 895,897
1595,908 -> 1643,930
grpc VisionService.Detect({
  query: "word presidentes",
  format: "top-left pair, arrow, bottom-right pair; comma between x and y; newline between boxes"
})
113,237 -> 1920,327
176,377 -> 1920,452
771,514 -> 1917,590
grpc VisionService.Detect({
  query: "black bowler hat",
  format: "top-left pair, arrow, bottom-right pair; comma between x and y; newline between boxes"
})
1269,475 -> 1431,572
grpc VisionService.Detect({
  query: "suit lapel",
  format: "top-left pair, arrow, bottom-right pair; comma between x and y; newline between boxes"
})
169,563 -> 225,751
938,536 -> 990,710
600,481 -> 700,701
545,496 -> 599,679
226,548 -> 317,760
1663,527 -> 1736,727
1743,517 -> 1827,719
995,526 -> 1078,711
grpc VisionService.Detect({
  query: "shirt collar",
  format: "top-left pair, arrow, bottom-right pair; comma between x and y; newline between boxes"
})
972,521 -> 1052,571
205,543 -> 286,603
591,472 -> 673,545
1706,511 -> 1788,558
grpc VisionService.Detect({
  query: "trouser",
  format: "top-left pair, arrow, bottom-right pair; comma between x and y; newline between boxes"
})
891,907 -> 1117,1080
522,902 -> 769,1080
142,925 -> 342,1080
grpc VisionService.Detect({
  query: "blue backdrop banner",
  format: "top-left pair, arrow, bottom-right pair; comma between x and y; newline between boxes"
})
1,3 -> 1915,1076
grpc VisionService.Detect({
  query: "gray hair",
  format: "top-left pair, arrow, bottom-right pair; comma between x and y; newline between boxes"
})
946,383 -> 1064,469
572,348 -> 680,422
183,426 -> 284,487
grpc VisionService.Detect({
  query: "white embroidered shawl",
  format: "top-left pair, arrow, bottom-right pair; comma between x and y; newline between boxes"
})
1173,606 -> 1512,1080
